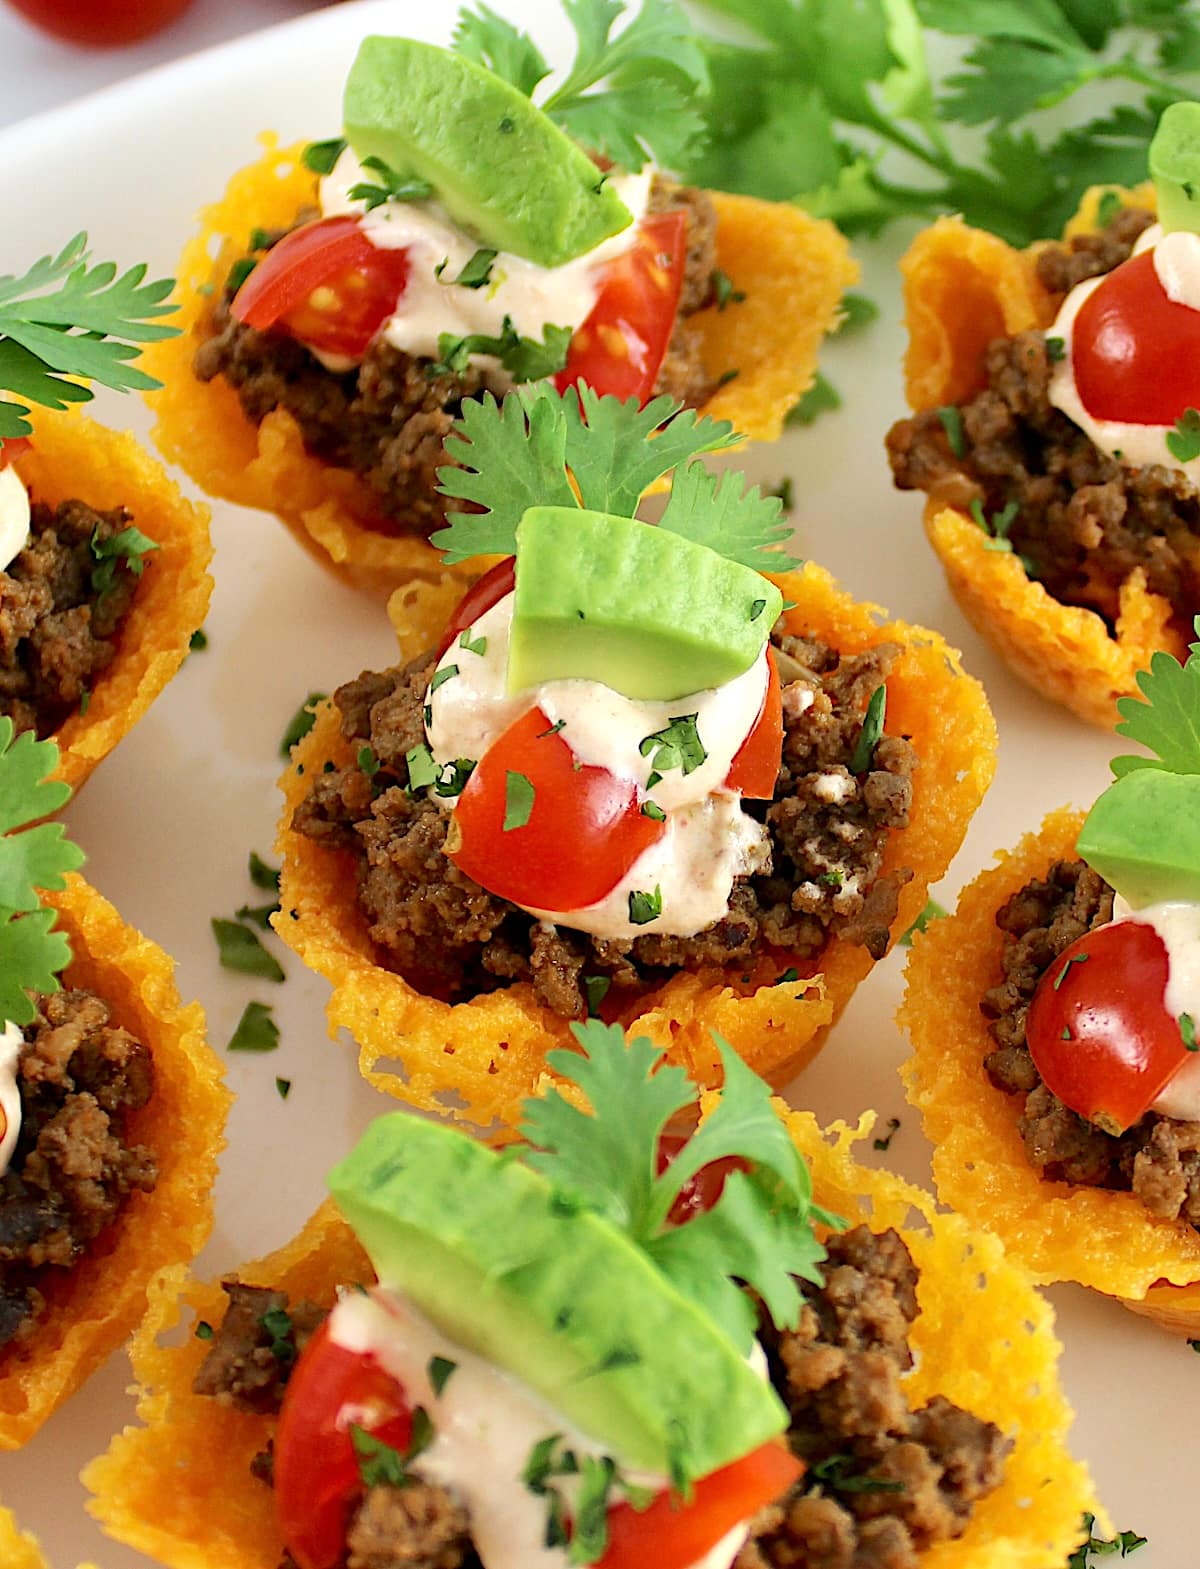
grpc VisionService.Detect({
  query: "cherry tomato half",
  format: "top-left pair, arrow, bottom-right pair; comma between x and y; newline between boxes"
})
434,557 -> 516,661
1026,920 -> 1191,1133
275,1318 -> 414,1569
657,1132 -> 748,1225
596,1442 -> 803,1569
231,217 -> 411,361
556,210 -> 688,407
3,0 -> 193,46
725,651 -> 781,800
1072,247 -> 1200,426
0,438 -> 30,472
450,706 -> 664,911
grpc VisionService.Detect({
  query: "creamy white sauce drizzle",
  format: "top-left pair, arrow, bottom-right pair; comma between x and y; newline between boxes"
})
0,1020 -> 24,1176
327,1288 -> 750,1569
1108,894 -> 1200,1119
425,592 -> 771,936
319,151 -> 650,365
0,465 -> 31,575
1047,222 -> 1200,483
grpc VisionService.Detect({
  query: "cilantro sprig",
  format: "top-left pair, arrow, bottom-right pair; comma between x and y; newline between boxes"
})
0,234 -> 179,439
520,1018 -> 840,1351
453,0 -> 708,173
1112,617 -> 1200,777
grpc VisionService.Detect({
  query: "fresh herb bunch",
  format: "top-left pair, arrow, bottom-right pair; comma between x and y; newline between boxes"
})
0,234 -> 179,439
684,0 -> 1200,245
1112,614 -> 1200,776
454,0 -> 708,172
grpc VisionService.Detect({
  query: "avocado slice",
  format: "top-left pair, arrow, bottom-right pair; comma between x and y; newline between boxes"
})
329,1114 -> 787,1482
1077,768 -> 1200,907
506,507 -> 782,701
1150,102 -> 1200,236
343,38 -> 633,268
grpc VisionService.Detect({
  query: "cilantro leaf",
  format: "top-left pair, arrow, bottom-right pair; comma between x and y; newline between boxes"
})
554,82 -> 706,172
90,524 -> 158,601
639,714 -> 706,784
429,318 -> 571,381
227,1000 -> 280,1053
211,917 -> 285,983
0,717 -> 72,832
302,137 -> 348,175
350,1425 -> 411,1489
0,906 -> 73,1026
850,684 -> 887,773
280,693 -> 327,758
1168,407 -> 1200,464
898,897 -> 946,946
503,770 -> 536,830
628,886 -> 663,924
657,461 -> 800,572
785,372 -> 841,428
348,157 -> 434,211
1113,639 -> 1200,777
248,852 -> 281,893
0,820 -> 84,911
453,3 -> 552,95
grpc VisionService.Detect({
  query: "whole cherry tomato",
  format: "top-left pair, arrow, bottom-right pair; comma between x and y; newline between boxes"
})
3,0 -> 193,46
449,706 -> 665,911
556,210 -> 688,406
725,651 -> 781,800
0,438 -> 31,471
1026,919 -> 1192,1133
1072,247 -> 1200,426
596,1442 -> 803,1569
434,557 -> 515,661
275,1318 -> 414,1569
231,217 -> 411,360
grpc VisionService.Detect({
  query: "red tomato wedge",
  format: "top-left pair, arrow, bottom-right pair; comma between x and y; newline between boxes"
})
1072,247 -> 1200,426
725,651 -> 781,800
596,1442 -> 803,1569
275,1318 -> 414,1569
3,0 -> 193,45
1026,920 -> 1192,1132
435,556 -> 516,661
449,706 -> 664,911
556,210 -> 688,406
0,437 -> 31,471
231,216 -> 411,360
657,1131 -> 748,1224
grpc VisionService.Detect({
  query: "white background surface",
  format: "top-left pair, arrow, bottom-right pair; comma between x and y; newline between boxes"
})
0,2 -> 1186,1564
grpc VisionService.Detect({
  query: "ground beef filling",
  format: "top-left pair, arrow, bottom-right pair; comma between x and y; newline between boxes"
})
194,179 -> 720,540
0,498 -> 141,738
982,856 -> 1200,1224
884,205 -> 1200,630
291,634 -> 916,1019
0,989 -> 158,1348
195,1228 -> 1006,1569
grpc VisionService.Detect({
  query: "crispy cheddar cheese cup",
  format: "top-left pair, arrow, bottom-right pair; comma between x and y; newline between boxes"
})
145,135 -> 857,597
0,1504 -> 99,1569
900,183 -> 1172,729
899,806 -> 1200,1335
271,561 -> 996,1132
13,407 -> 214,793
0,875 -> 230,1449
82,1107 -> 1098,1569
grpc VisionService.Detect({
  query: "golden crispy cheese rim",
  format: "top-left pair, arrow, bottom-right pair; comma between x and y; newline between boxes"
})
270,560 -> 996,1131
13,407 -> 214,794
84,1107 -> 1098,1569
899,805 -> 1200,1331
0,874 -> 230,1449
899,183 -> 1171,729
144,135 -> 857,598
0,1502 -> 100,1569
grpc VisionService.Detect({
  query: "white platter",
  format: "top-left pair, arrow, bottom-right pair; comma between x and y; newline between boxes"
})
0,3 -> 1180,1564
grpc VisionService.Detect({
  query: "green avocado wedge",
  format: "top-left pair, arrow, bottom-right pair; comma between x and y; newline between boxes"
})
328,1114 -> 788,1483
1077,768 -> 1200,908
343,38 -> 633,268
1150,102 -> 1200,236
507,507 -> 782,701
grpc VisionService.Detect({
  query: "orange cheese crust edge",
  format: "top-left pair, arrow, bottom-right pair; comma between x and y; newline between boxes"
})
0,874 -> 230,1449
269,560 -> 996,1131
143,135 -> 857,598
899,184 -> 1170,729
0,1503 -> 100,1569
82,1107 -> 1099,1569
12,408 -> 213,793
898,805 -> 1200,1330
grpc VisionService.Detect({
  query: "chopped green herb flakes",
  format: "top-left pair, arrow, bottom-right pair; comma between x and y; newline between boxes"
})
302,137 -> 347,175
428,1355 -> 457,1396
898,898 -> 946,947
280,693 -> 327,757
639,714 -> 706,786
936,405 -> 965,459
1167,407 -> 1200,464
849,685 -> 886,774
872,1117 -> 900,1153
212,918 -> 285,983
503,770 -> 536,831
628,886 -> 663,926
226,1001 -> 280,1054
785,371 -> 840,428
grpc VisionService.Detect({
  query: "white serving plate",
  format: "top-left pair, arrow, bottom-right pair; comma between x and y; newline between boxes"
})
0,3 -> 1180,1563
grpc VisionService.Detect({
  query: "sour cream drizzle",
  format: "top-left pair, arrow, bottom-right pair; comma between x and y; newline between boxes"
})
0,465 -> 31,576
1047,222 -> 1200,483
1106,894 -> 1200,1119
425,592 -> 772,937
328,1287 -> 753,1569
0,1020 -> 24,1176
319,151 -> 651,365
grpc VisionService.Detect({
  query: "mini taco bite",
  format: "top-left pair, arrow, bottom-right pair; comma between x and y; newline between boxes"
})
884,102 -> 1200,727
145,0 -> 855,596
86,1022 -> 1096,1569
0,728 -> 229,1446
900,630 -> 1200,1333
271,387 -> 995,1129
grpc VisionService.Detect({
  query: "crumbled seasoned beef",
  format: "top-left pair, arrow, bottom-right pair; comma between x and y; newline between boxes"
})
740,1228 -> 1009,1569
0,989 -> 157,1347
983,857 -> 1200,1223
886,203 -> 1200,630
346,1482 -> 479,1569
192,1281 -> 325,1413
195,179 -> 718,539
292,631 -> 916,1019
0,499 -> 141,738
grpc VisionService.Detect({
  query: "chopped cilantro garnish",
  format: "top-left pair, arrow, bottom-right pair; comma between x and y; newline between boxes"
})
227,1003 -> 279,1062
641,800 -> 666,822
428,316 -> 572,382
279,693 -> 327,758
459,628 -> 487,656
434,758 -> 476,798
406,743 -> 439,792
212,918 -> 285,983
350,1425 -> 411,1489
1045,335 -> 1066,362
1052,952 -> 1089,991
785,371 -> 840,428
1182,1012 -> 1198,1052
835,292 -> 879,335
583,974 -> 611,1017
249,851 -> 281,893
428,1355 -> 457,1396
639,714 -> 706,787
1113,619 -> 1200,777
503,770 -> 536,831
1097,190 -> 1124,228
90,524 -> 159,602
226,257 -> 256,294
301,137 -> 347,175
810,1453 -> 905,1496
936,405 -> 965,459
537,718 -> 567,738
968,496 -> 1019,549
78,688 -> 89,717
450,248 -> 499,289
235,901 -> 277,931
189,628 -> 208,652
710,268 -> 745,310
628,886 -> 663,925
1068,1513 -> 1147,1567
898,898 -> 946,946
778,966 -> 799,984
358,745 -> 381,778
275,1076 -> 292,1100
1167,407 -> 1200,464
766,477 -> 794,511
194,1319 -> 214,1341
1062,1026 -> 1072,1041
873,1117 -> 900,1152
348,155 -> 434,211
429,664 -> 459,695
849,685 -> 886,774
